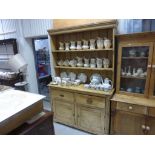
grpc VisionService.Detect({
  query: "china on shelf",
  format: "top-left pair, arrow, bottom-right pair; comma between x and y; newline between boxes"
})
89,39 -> 96,50
69,59 -> 77,67
140,51 -> 146,57
60,71 -> 68,79
76,57 -> 83,67
90,73 -> 102,85
104,38 -> 111,49
82,40 -> 89,49
121,68 -> 126,76
97,37 -> 104,49
65,42 -> 70,51
137,68 -> 143,76
59,42 -> 64,50
127,88 -> 133,92
96,58 -> 102,68
102,78 -> 113,91
73,79 -> 81,86
70,41 -> 76,50
57,60 -> 63,66
68,72 -> 76,81
77,73 -> 87,83
129,49 -> 136,57
52,76 -> 61,85
84,58 -> 89,67
132,68 -> 136,76
126,66 -> 132,76
103,58 -> 110,68
90,58 -> 96,68
76,41 -> 82,50
135,87 -> 141,93
63,59 -> 70,66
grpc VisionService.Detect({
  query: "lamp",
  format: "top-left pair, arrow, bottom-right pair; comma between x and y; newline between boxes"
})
8,54 -> 27,82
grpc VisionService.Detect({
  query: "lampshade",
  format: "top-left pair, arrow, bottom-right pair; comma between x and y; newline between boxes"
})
8,54 -> 27,72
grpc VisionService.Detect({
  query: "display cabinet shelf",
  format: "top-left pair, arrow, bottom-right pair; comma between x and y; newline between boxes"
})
55,66 -> 113,71
121,76 -> 146,80
122,57 -> 148,60
52,48 -> 113,53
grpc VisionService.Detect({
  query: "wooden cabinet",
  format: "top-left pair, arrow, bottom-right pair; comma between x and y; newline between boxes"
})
50,87 -> 111,134
48,21 -> 116,134
111,99 -> 155,135
77,105 -> 105,134
111,32 -> 155,135
53,99 -> 75,126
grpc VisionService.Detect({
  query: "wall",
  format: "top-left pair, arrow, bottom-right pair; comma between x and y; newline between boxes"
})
0,19 -> 53,93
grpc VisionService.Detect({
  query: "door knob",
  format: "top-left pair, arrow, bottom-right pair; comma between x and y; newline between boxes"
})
128,106 -> 133,110
141,125 -> 146,130
146,126 -> 150,131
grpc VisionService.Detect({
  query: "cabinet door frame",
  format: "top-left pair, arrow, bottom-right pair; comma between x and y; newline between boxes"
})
117,42 -> 154,97
111,109 -> 146,135
53,99 -> 75,126
77,104 -> 105,134
149,44 -> 155,99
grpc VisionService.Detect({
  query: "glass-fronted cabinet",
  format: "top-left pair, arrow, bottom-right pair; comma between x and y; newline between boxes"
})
117,43 -> 153,97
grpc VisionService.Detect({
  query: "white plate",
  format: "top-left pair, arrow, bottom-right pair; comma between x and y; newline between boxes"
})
90,73 -> 103,83
77,73 -> 87,83
68,72 -> 76,81
60,72 -> 68,78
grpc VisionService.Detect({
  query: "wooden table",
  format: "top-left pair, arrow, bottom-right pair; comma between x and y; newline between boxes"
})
0,89 -> 45,134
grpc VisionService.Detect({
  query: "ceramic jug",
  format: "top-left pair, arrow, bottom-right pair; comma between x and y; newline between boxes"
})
76,41 -> 82,50
69,59 -> 77,67
102,78 -> 113,91
63,59 -> 70,66
70,41 -> 76,50
57,60 -> 63,66
65,42 -> 70,51
84,58 -> 89,67
96,58 -> 102,68
82,40 -> 89,49
76,57 -> 83,67
89,39 -> 96,50
97,37 -> 104,49
104,38 -> 111,49
90,58 -> 96,68
126,66 -> 132,76
59,42 -> 64,50
103,58 -> 110,68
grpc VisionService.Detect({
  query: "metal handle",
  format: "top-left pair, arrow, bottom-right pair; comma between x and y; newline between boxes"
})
128,106 -> 133,110
146,126 -> 150,131
60,94 -> 64,97
141,125 -> 146,130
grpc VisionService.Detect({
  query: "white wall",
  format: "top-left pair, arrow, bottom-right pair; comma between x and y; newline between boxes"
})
0,19 -> 53,93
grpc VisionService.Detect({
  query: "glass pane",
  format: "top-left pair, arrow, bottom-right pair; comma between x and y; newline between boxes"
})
120,46 -> 149,94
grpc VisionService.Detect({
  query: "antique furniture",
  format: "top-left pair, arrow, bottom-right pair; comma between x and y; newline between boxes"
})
111,32 -> 155,135
0,89 -> 45,134
48,20 -> 117,134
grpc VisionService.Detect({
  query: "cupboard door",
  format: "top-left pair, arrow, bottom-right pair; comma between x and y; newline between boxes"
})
77,105 -> 105,134
149,48 -> 155,98
112,110 -> 145,135
145,116 -> 155,135
117,43 -> 153,97
53,99 -> 75,126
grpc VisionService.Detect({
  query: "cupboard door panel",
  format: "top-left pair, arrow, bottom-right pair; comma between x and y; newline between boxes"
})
146,116 -> 155,135
53,99 -> 75,126
77,105 -> 105,134
112,110 -> 145,135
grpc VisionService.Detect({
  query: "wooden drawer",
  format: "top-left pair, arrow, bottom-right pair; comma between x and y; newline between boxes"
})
148,107 -> 155,117
117,102 -> 147,115
52,90 -> 74,102
75,94 -> 105,109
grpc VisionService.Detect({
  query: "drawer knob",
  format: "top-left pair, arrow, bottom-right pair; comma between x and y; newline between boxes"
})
146,126 -> 150,131
128,106 -> 133,110
60,94 -> 64,97
141,125 -> 146,130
